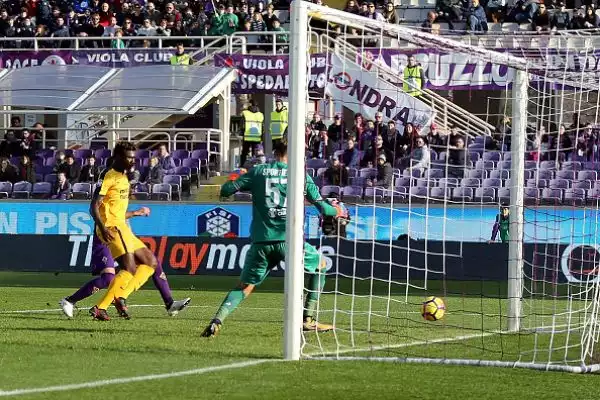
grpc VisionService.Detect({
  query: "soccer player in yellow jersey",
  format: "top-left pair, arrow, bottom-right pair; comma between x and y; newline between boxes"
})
89,142 -> 159,321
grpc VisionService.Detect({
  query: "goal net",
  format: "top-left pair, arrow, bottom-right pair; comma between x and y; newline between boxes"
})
284,1 -> 600,373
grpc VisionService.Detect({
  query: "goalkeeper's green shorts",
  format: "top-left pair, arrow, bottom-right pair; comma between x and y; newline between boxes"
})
240,241 -> 324,285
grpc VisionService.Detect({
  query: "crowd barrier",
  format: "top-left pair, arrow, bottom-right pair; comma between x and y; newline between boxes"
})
2,235 -> 596,285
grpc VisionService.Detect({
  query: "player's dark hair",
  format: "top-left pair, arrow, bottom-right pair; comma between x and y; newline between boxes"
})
113,141 -> 136,158
273,140 -> 287,157
105,156 -> 114,169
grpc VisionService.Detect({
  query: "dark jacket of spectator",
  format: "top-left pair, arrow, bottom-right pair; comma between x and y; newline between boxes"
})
158,154 -> 177,174
145,164 -> 164,185
311,131 -> 335,159
342,145 -> 360,169
327,117 -> 344,143
551,7 -> 570,29
16,157 -> 36,184
362,137 -> 394,168
325,158 -> 349,186
63,159 -> 81,183
447,140 -> 470,178
372,155 -> 393,188
19,129 -> 37,159
52,179 -> 71,200
0,133 -> 21,158
0,159 -> 17,183
80,163 -> 100,183
382,123 -> 402,158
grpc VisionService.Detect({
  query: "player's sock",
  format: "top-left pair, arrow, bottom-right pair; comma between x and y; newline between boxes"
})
152,262 -> 174,307
115,264 -> 155,300
303,272 -> 326,319
67,273 -> 114,304
214,288 -> 246,322
97,270 -> 133,310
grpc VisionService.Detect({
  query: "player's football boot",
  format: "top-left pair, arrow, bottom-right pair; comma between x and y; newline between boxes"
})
303,316 -> 334,332
59,298 -> 75,318
200,319 -> 222,338
167,297 -> 192,317
114,297 -> 131,320
89,306 -> 110,321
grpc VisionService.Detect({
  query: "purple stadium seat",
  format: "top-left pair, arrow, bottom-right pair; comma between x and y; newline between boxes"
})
62,149 -> 74,157
572,180 -> 592,190
181,158 -> 200,187
549,178 -> 569,189
383,188 -> 406,204
0,181 -> 12,199
584,162 -> 600,171
395,177 -> 413,188
233,192 -> 252,202
321,185 -> 341,197
527,179 -> 548,188
425,169 -> 444,180
483,178 -> 501,188
364,187 -> 385,203
555,170 -> 576,181
315,167 -> 328,179
497,160 -> 511,170
31,182 -> 52,199
438,177 -> 459,188
540,161 -> 557,170
564,188 -> 585,206
504,178 -> 512,188
502,153 -> 512,161
524,161 -> 537,170
498,187 -> 510,204
482,152 -> 501,162
71,183 -> 92,200
465,169 -> 486,180
359,168 -> 378,179
163,175 -> 182,201
461,178 -> 480,188
36,149 -> 53,159
306,159 -> 327,169
587,188 -> 600,204
74,149 -> 93,159
45,157 -> 56,167
452,187 -> 473,202
489,169 -> 509,180
35,173 -> 43,182
135,158 -> 150,169
562,161 -> 582,171
306,168 -> 315,178
409,186 -> 429,203
342,186 -> 363,203
475,160 -> 495,170
430,187 -> 449,201
535,170 -> 554,181
12,181 -> 33,199
44,174 -> 58,185
95,149 -> 112,160
348,168 -> 359,178
133,192 -> 150,200
90,140 -> 107,150
524,187 -> 540,205
524,170 -> 534,180
541,188 -> 563,205
416,178 -> 436,188
578,170 -> 597,181
134,149 -> 149,159
402,169 -> 423,178
474,187 -> 496,203
172,150 -> 190,160
151,183 -> 171,201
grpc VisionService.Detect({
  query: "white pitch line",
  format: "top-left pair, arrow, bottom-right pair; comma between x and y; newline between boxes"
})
0,359 -> 271,398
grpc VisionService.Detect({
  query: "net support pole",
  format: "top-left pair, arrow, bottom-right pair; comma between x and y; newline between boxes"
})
507,69 -> 527,333
283,0 -> 309,361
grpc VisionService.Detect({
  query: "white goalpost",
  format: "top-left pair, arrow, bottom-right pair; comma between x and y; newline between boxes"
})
284,1 -> 600,373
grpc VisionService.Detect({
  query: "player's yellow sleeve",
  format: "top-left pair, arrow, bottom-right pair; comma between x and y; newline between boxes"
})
99,171 -> 114,196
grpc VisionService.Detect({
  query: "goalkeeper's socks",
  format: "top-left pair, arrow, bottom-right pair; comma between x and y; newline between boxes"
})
304,272 -> 326,318
214,288 -> 246,322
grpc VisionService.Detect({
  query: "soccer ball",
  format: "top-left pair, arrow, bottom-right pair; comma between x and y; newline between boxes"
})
421,296 -> 446,321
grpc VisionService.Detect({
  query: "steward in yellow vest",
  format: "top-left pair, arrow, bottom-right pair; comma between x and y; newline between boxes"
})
239,101 -> 264,167
270,99 -> 288,141
170,43 -> 193,65
403,55 -> 424,97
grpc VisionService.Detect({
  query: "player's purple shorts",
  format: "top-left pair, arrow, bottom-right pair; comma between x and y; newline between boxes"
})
91,231 -> 115,275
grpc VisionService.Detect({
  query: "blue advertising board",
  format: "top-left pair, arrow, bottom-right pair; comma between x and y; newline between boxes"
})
0,201 -> 598,243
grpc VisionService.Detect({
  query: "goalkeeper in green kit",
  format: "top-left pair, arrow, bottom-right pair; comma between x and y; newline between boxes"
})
201,141 -> 347,337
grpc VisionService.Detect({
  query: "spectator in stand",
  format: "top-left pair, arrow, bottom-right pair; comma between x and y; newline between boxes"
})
312,128 -> 334,159
570,7 -> 586,29
325,155 -> 348,186
156,19 -> 172,36
510,0 -> 539,23
157,144 -> 177,174
138,18 -> 157,36
551,124 -> 572,162
221,4 -> 239,35
583,5 -> 599,27
486,0 -> 505,22
402,122 -> 419,154
19,128 -> 37,159
362,134 -> 393,168
0,132 -> 20,158
342,137 -> 361,169
250,11 -> 267,44
271,19 -> 288,52
447,124 -> 464,147
327,115 -> 344,145
365,2 -> 385,21
127,164 -> 141,189
0,157 -> 16,182
163,3 -> 181,30
407,136 -> 430,177
427,123 -> 446,153
63,155 -> 81,183
80,156 -> 100,183
103,15 -> 119,36
367,154 -> 393,189
466,0 -> 488,32
343,0 -> 360,14
447,136 -> 469,179
551,2 -> 570,30
98,3 -> 113,27
403,55 -> 425,97
373,112 -> 388,137
421,11 -> 439,33
53,150 -> 67,173
532,3 -> 551,31
144,2 -> 162,25
309,113 -> 327,134
382,120 -> 402,158
243,144 -> 267,169
16,154 -> 36,184
351,113 -> 365,145
51,16 -> 71,48
111,29 -> 126,48
263,4 -> 278,30
145,156 -> 164,185
435,0 -> 462,30
51,172 -> 71,200
383,2 -> 398,23
85,13 -> 105,48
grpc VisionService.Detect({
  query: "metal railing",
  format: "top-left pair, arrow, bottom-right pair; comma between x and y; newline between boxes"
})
325,34 -> 495,137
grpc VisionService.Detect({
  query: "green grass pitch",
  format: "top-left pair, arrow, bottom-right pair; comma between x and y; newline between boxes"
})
0,271 -> 597,400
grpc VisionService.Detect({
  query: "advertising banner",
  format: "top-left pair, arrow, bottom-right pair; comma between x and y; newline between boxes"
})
0,50 -> 72,69
71,49 -> 176,67
0,201 -> 599,243
5,234 -> 598,285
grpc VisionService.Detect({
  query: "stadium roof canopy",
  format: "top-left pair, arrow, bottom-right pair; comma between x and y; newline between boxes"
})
0,64 -> 236,114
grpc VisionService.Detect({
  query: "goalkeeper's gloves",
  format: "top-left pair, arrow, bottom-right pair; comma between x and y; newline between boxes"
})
228,168 -> 247,181
327,198 -> 349,219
